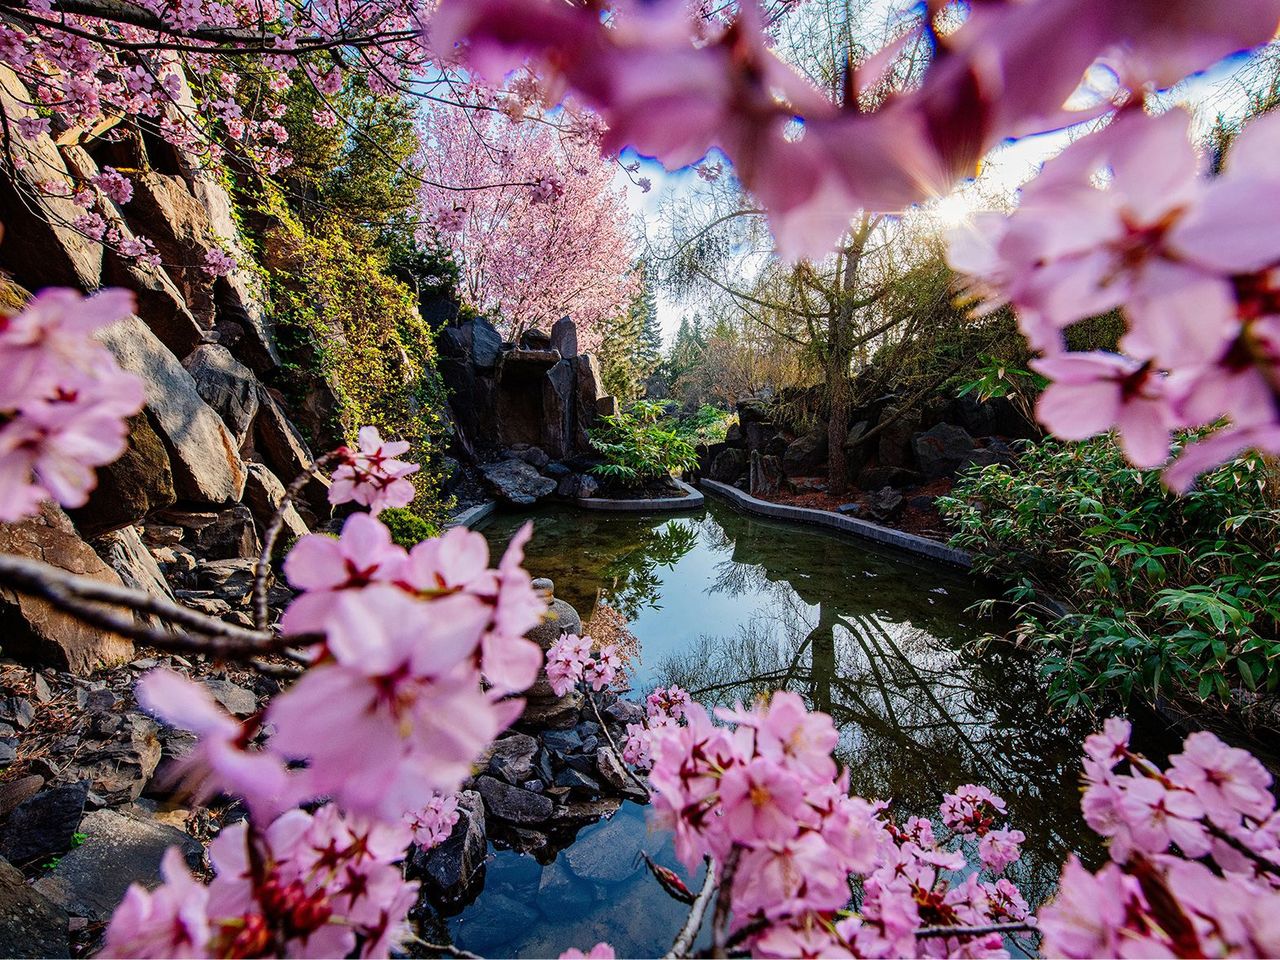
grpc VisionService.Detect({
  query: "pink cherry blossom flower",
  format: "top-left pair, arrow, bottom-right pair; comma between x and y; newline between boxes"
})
978,826 -> 1025,873
136,669 -> 292,822
101,847 -> 210,958
92,165 -> 133,204
1084,716 -> 1132,770
16,115 -> 49,139
718,757 -> 806,847
646,685 -> 690,721
202,247 -> 237,277
941,784 -> 1007,836
1032,352 -> 1176,468
1119,776 -> 1210,857
559,944 -> 615,960
405,792 -> 459,849
741,690 -> 838,781
328,425 -> 419,515
1168,730 -> 1274,825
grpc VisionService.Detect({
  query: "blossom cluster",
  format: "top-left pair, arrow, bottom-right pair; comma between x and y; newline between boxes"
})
327,425 -> 420,515
621,684 -> 690,770
0,288 -> 144,522
949,108 -> 1280,490
545,631 -> 622,696
103,450 -> 548,957
644,691 -> 1032,958
1040,718 -> 1280,958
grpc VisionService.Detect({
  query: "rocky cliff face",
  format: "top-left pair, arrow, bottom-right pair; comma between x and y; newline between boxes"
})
0,68 -> 326,675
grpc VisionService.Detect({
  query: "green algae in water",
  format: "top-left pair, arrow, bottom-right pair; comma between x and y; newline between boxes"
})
427,500 -> 1103,958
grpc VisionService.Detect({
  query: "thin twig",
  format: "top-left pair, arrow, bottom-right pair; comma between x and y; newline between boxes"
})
253,451 -> 340,630
0,553 -> 280,654
665,857 -> 718,959
916,921 -> 1039,938
416,941 -> 482,960
710,847 -> 742,958
586,688 -> 651,800
1207,822 -> 1280,876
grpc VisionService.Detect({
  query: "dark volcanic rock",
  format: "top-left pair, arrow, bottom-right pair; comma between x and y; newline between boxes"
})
412,790 -> 485,899
549,316 -> 578,357
33,808 -> 202,921
481,459 -> 556,506
0,855 -> 69,958
69,412 -> 176,538
556,473 -> 600,500
709,447 -> 748,483
0,781 -> 88,865
475,775 -> 553,824
782,429 -> 828,477
912,423 -> 978,480
486,733 -> 538,785
749,450 -> 784,497
866,486 -> 904,522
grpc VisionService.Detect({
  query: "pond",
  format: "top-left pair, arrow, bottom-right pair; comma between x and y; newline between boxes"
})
429,498 -> 1107,957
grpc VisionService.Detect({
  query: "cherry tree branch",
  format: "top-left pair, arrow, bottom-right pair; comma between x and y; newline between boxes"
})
584,687 -> 651,800
665,857 -> 718,959
710,846 -> 742,958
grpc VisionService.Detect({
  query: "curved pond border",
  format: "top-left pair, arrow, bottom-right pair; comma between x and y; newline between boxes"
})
699,478 -> 971,570
574,478 -> 705,512
447,500 -> 498,528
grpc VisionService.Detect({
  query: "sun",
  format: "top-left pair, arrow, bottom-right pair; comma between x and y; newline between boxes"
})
928,190 -> 978,230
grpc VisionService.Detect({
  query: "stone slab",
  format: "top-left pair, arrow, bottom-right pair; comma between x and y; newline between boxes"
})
699,479 -> 971,569
573,479 -> 704,513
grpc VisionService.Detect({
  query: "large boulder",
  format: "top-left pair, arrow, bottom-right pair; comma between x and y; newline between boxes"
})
912,423 -> 979,480
542,360 -> 576,460
749,451 -> 784,497
156,505 -> 259,560
709,447 -> 749,483
97,315 -> 246,505
243,463 -> 310,544
877,405 -> 922,469
475,775 -> 553,824
94,526 -> 175,629
842,420 -> 872,476
782,428 -> 829,477
252,388 -> 331,520
469,317 -> 503,370
0,68 -> 102,291
549,316 -> 579,357
69,412 -> 177,539
0,855 -> 69,958
100,240 -> 207,360
182,344 -> 260,445
481,459 -> 556,506
0,503 -> 134,674
574,354 -> 606,452
556,473 -> 599,500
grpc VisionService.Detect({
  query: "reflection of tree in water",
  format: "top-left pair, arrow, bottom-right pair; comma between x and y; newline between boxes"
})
600,521 -> 699,620
654,514 -> 1105,912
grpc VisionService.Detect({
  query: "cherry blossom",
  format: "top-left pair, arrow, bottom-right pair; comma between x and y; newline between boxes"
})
559,945 -> 615,960
328,426 -> 419,515
101,847 -> 212,959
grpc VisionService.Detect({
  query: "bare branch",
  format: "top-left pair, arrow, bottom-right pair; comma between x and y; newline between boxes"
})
665,857 -> 718,959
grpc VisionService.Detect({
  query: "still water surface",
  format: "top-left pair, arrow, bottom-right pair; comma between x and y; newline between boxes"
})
431,499 -> 1102,957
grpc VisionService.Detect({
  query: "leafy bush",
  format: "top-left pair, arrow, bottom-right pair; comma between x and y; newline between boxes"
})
588,400 -> 699,487
939,436 -> 1280,715
678,404 -> 737,445
379,507 -> 440,548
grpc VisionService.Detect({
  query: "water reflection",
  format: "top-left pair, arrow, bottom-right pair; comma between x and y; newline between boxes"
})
447,500 -> 1103,956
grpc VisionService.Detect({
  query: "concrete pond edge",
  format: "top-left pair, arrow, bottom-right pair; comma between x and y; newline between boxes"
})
573,478 -> 705,512
699,478 -> 972,570
447,500 -> 499,528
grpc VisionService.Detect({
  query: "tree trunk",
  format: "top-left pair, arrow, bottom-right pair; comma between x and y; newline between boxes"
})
826,214 -> 874,496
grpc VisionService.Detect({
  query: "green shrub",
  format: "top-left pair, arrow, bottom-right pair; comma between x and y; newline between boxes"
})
379,507 -> 441,548
678,404 -> 737,445
939,436 -> 1280,714
589,400 -> 700,487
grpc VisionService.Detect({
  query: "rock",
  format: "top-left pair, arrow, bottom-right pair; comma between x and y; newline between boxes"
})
545,461 -> 572,479
502,348 -> 562,372
596,395 -> 618,418
509,444 -> 551,470
877,405 -> 922,469
542,729 -> 584,754
0,855 -> 69,958
93,526 -> 175,628
481,459 -> 557,506
97,315 -> 246,505
595,748 -> 648,802
252,388 -> 331,520
469,317 -> 503,370
33,808 -> 202,921
201,679 -> 257,717
549,316 -> 579,357
69,413 -> 177,539
906,495 -> 935,511
836,502 -> 863,516
182,344 -> 260,445
452,892 -> 538,956
519,328 -> 554,350
101,238 -> 206,360
709,447 -> 749,483
60,712 -> 161,805
736,398 -> 771,424
0,777 -> 44,821
749,451 -> 784,497
556,473 -> 600,500
574,354 -> 607,451
542,359 -> 576,460
564,810 -> 644,884
243,462 -> 310,543
724,422 -> 743,445
782,429 -> 829,477
866,486 -> 904,522
0,781 -> 88,865
951,395 -> 998,436
912,423 -> 978,480
554,767 -> 601,794
0,68 -> 102,291
602,699 -> 645,726
486,734 -> 538,785
550,798 -> 623,825
857,465 -> 921,490
195,559 -> 260,600
158,505 -> 260,560
412,790 -> 486,899
537,856 -> 595,907
0,502 -> 133,674
0,698 -> 34,730
475,775 -> 553,824
842,420 -> 873,476
520,694 -> 584,729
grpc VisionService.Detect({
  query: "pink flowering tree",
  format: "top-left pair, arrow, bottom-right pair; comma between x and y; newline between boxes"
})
416,103 -> 638,351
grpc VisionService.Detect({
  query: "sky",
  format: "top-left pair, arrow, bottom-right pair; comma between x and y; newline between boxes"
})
615,46 -> 1265,348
